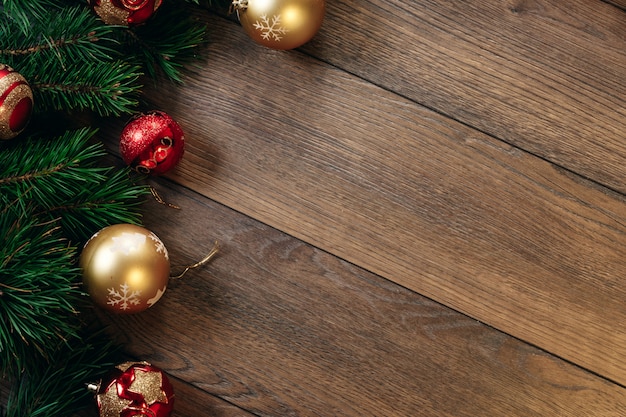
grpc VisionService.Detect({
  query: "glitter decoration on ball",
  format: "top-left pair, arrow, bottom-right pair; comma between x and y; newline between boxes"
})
0,64 -> 33,140
89,0 -> 163,26
80,224 -> 170,314
88,361 -> 175,417
119,111 -> 185,176
231,0 -> 325,50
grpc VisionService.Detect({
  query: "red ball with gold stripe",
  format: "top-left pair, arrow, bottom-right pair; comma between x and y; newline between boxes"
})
89,0 -> 163,26
0,64 -> 33,140
88,361 -> 175,417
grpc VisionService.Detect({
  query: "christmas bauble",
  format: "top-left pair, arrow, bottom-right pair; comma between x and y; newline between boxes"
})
90,361 -> 174,417
232,0 -> 325,50
0,64 -> 33,140
80,224 -> 170,314
119,111 -> 185,176
90,0 -> 163,26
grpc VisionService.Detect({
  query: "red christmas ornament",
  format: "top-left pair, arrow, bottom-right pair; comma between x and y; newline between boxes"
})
119,111 -> 185,176
89,361 -> 175,417
0,64 -> 33,140
89,0 -> 163,26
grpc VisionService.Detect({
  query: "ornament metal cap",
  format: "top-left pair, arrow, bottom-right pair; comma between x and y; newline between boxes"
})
229,0 -> 248,13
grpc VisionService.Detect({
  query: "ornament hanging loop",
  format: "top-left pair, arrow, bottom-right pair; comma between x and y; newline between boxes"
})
171,240 -> 220,280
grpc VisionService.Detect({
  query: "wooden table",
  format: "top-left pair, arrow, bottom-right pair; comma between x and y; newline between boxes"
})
99,1 -> 626,415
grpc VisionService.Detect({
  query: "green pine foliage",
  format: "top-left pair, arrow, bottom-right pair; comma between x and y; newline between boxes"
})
0,204 -> 81,375
0,0 -> 207,415
0,128 -> 146,243
3,329 -> 122,417
126,1 -> 207,82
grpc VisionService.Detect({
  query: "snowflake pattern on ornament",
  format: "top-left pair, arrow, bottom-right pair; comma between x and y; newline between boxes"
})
253,14 -> 289,42
148,232 -> 169,260
147,286 -> 166,307
107,282 -> 142,311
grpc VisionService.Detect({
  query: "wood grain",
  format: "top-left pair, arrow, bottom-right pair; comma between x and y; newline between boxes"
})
98,180 -> 626,416
292,0 -> 626,193
169,375 -> 257,417
605,0 -> 626,10
138,13 -> 626,385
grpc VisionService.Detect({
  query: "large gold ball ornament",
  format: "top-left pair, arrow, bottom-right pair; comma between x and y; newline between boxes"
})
80,224 -> 170,314
232,0 -> 325,50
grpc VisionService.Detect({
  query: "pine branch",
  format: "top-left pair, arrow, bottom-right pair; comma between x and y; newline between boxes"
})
32,60 -> 142,116
3,328 -> 122,417
0,129 -> 105,186
0,6 -> 141,117
0,6 -> 142,116
0,1 -> 207,414
0,206 -> 82,376
0,128 -> 148,242
125,1 -> 207,82
0,0 -> 55,32
43,167 -> 148,243
0,130 -> 146,378
0,6 -> 118,66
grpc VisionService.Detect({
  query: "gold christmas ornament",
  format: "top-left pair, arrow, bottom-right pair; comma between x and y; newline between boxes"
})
231,0 -> 325,50
80,224 -> 170,314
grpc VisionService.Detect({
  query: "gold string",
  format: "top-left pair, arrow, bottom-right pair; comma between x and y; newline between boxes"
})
170,241 -> 220,280
150,187 -> 180,210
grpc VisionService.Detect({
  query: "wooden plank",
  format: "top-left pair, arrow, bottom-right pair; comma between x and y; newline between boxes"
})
605,0 -> 626,9
137,14 -> 626,384
98,180 -> 626,416
290,0 -> 626,193
169,375 -> 257,417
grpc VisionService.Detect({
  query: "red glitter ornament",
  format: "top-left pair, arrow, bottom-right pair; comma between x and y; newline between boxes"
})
0,64 -> 33,140
89,0 -> 163,26
119,111 -> 185,176
89,361 -> 175,417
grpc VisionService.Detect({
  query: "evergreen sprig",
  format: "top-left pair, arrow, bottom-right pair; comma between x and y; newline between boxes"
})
0,5 -> 118,64
0,207 -> 80,376
0,128 -> 147,376
128,1 -> 207,82
0,129 -> 148,242
1,0 -> 207,117
32,60 -> 142,116
3,329 -> 122,417
0,0 -> 208,415
0,4 -> 138,116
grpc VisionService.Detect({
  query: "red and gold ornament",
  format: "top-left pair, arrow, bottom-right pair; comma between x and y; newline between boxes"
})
119,111 -> 185,176
89,0 -> 163,26
89,361 -> 174,417
0,64 -> 33,140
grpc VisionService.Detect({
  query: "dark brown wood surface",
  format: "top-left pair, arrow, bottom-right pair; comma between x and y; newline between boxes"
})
92,0 -> 626,415
299,0 -> 626,193
100,181 -> 626,416
606,0 -> 626,9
